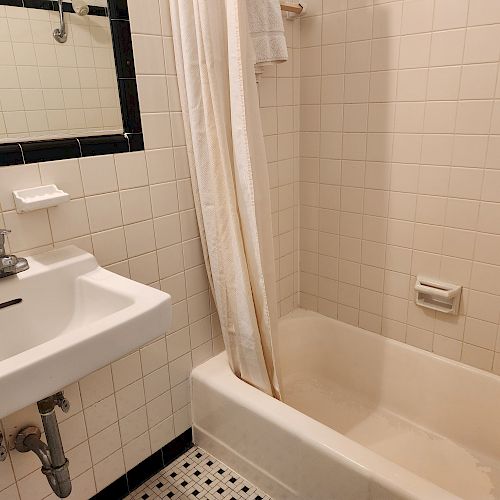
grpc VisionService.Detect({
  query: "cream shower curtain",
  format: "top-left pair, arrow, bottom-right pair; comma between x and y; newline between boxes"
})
170,0 -> 281,397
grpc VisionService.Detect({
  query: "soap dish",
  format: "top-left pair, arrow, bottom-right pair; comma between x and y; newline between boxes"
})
415,276 -> 462,315
13,185 -> 70,213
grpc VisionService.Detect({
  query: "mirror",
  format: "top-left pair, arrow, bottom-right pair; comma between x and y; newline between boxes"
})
0,0 -> 122,144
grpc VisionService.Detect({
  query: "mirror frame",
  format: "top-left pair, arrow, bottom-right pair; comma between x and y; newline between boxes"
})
0,0 -> 143,167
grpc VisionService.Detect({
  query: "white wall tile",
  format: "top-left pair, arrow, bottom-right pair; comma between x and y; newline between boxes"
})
3,210 -> 52,252
140,338 -> 168,376
84,395 -> 118,438
39,159 -> 83,199
79,366 -> 114,409
91,227 -> 128,266
128,0 -> 161,36
124,220 -> 156,257
131,34 -> 165,75
48,199 -> 90,242
79,155 -> 117,196
89,422 -> 122,464
120,187 -> 152,225
122,432 -> 151,471
299,0 -> 500,376
142,112 -> 172,150
112,352 -> 143,392
86,192 -> 123,232
114,151 -> 149,190
93,450 -> 125,491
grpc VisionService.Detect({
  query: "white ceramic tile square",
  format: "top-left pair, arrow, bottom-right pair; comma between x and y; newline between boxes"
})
142,112 -> 173,150
88,422 -> 122,465
48,199 -> 90,242
120,187 -> 153,225
124,220 -> 157,258
146,391 -> 172,428
91,227 -> 128,266
79,155 -> 118,196
144,365 -> 171,403
39,158 -> 84,199
137,75 -> 169,114
79,366 -> 114,409
112,352 -> 143,392
146,148 -> 176,184
119,406 -> 149,447
84,395 -> 119,438
93,450 -> 126,491
115,151 -> 149,190
150,181 -> 179,217
116,380 -> 146,420
86,192 -> 123,232
141,338 -> 169,376
128,252 -> 159,285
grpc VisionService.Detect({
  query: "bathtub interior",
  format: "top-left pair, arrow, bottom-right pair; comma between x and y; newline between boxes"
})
278,310 -> 500,500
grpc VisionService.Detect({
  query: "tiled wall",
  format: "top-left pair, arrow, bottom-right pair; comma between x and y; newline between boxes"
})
0,5 -> 122,142
259,18 -> 301,316
9,0 -> 500,497
298,0 -> 500,374
0,1 -> 223,498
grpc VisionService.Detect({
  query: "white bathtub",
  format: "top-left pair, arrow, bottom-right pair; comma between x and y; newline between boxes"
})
191,309 -> 500,500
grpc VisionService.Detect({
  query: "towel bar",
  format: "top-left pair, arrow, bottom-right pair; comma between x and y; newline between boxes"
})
280,2 -> 304,14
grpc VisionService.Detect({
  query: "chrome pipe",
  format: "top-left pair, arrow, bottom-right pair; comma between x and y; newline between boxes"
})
15,393 -> 72,498
53,0 -> 68,43
40,409 -> 67,470
22,432 -> 52,471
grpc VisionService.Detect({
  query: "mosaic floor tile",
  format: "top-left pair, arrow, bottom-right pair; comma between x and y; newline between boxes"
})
128,447 -> 271,500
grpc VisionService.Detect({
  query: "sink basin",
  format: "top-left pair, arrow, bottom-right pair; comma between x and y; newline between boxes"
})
0,246 -> 171,419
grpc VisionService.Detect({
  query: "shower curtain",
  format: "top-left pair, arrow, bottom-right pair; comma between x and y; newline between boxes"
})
170,0 -> 281,397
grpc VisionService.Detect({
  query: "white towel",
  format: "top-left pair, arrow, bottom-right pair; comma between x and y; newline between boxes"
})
247,0 -> 288,66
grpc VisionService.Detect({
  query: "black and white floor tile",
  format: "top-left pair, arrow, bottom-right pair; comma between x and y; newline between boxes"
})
127,447 -> 272,500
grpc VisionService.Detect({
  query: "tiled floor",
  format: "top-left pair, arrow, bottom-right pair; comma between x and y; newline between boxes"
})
127,446 -> 271,500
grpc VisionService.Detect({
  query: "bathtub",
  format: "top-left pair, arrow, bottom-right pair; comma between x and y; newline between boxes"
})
191,309 -> 500,500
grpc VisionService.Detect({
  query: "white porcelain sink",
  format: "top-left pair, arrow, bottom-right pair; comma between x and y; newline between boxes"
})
0,246 -> 171,419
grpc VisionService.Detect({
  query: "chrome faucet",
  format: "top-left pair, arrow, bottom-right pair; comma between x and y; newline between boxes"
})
0,229 -> 29,278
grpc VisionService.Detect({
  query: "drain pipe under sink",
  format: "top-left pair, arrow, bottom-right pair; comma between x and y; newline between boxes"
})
15,392 -> 72,498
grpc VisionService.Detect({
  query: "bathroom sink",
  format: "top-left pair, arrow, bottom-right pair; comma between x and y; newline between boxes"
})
0,246 -> 171,419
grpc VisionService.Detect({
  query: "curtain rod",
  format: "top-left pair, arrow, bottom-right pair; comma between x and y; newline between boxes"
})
280,2 -> 304,14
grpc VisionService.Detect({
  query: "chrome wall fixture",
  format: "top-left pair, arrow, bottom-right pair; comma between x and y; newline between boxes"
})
0,229 -> 29,278
53,0 -> 68,43
72,0 -> 89,16
53,0 -> 89,43
15,392 -> 72,498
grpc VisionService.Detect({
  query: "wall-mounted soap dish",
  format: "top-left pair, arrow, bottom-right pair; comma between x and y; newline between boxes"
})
13,185 -> 70,214
415,276 -> 462,315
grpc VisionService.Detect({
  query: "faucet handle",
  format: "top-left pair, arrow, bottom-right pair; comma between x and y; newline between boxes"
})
0,229 -> 10,237
54,392 -> 71,413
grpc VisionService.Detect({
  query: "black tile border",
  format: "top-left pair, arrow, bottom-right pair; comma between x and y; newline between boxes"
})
0,0 -> 144,167
1,0 -> 107,16
90,428 -> 193,500
79,134 -> 129,157
0,144 -> 24,167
